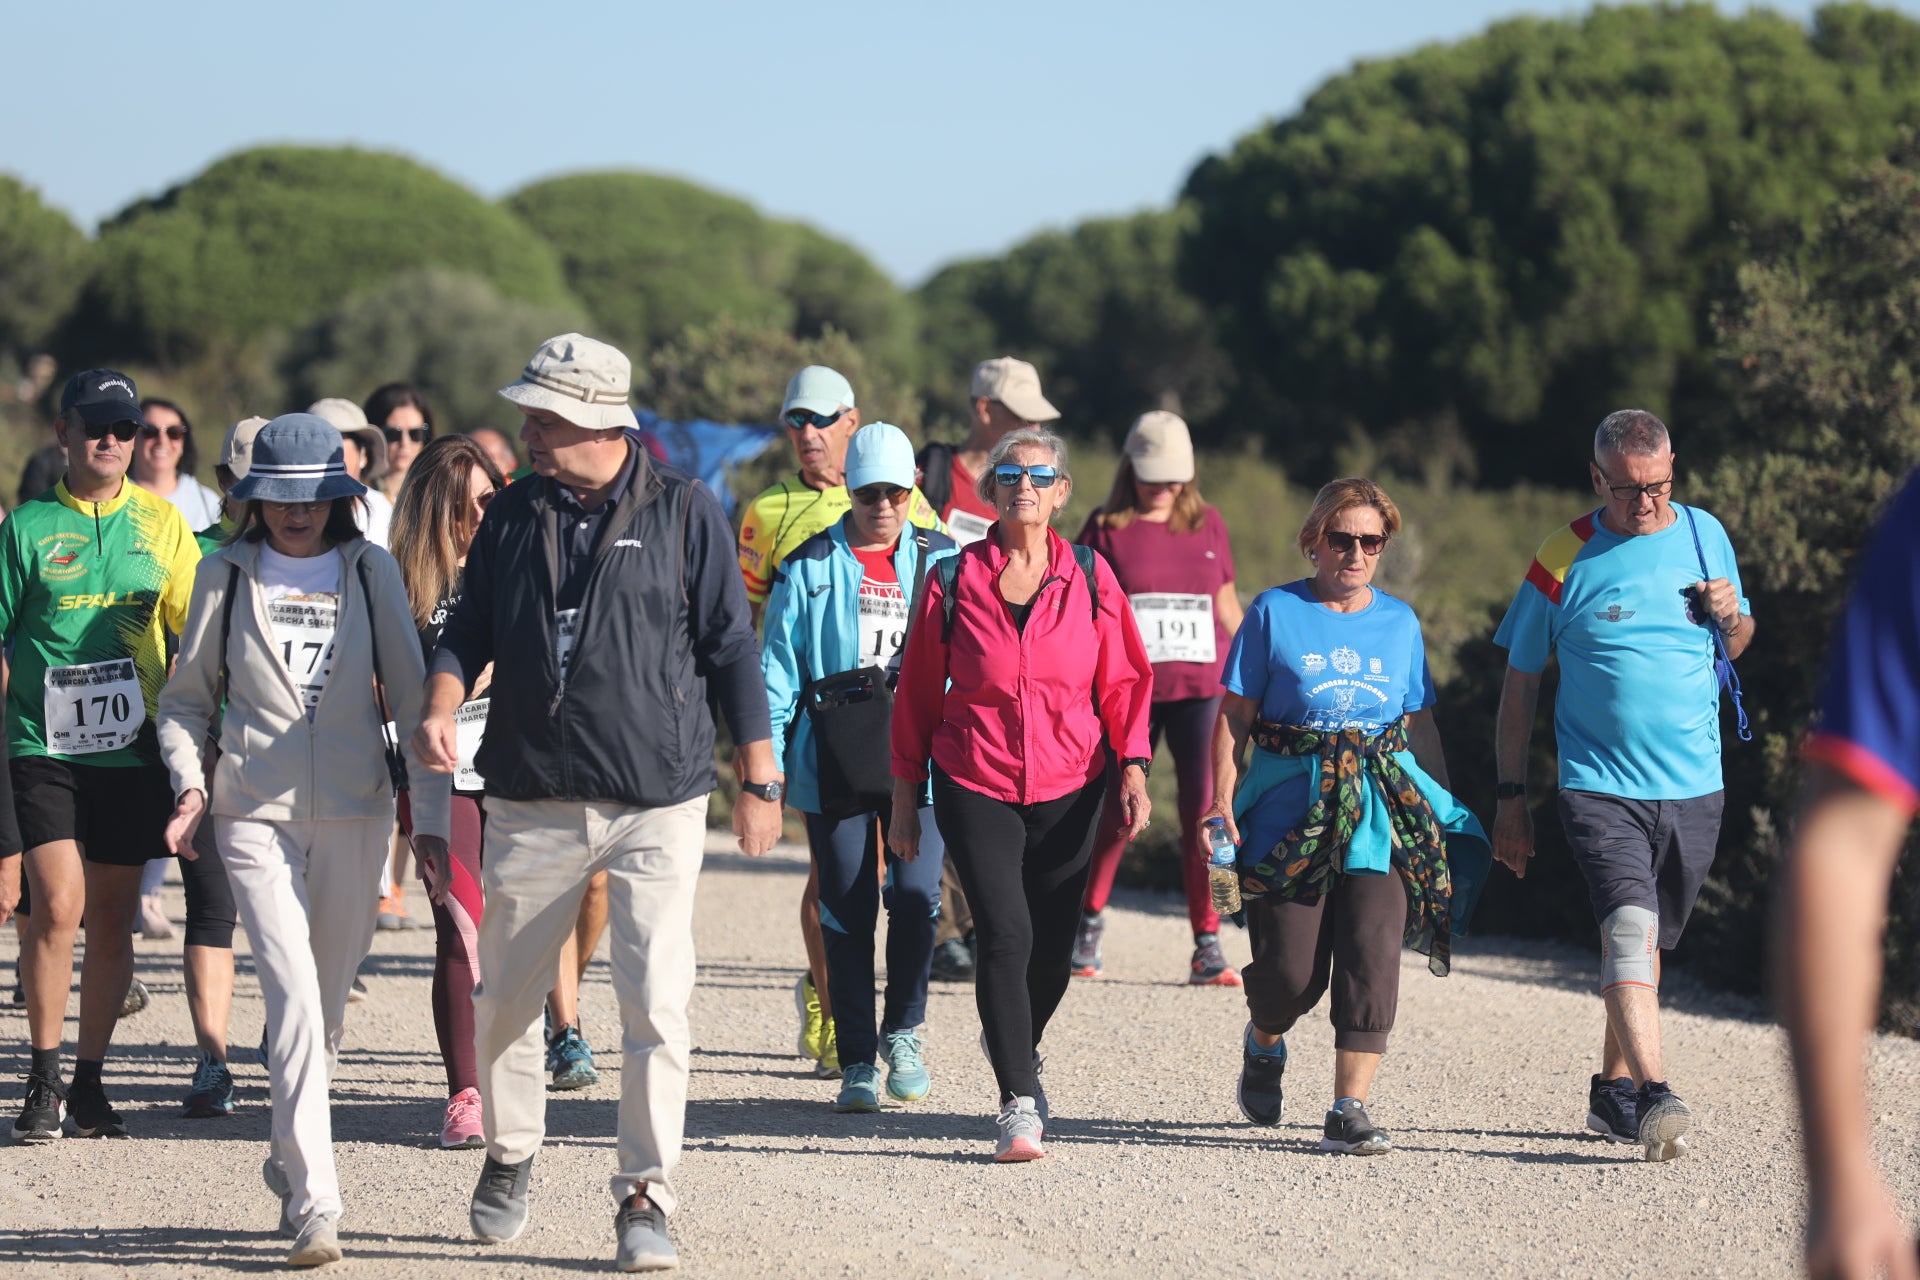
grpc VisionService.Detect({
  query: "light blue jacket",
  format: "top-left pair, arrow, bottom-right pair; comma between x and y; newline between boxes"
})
761,517 -> 959,815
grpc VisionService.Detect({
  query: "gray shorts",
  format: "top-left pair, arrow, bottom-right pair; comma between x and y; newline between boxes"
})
1556,789 -> 1725,949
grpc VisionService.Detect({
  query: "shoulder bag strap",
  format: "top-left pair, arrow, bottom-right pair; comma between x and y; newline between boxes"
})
356,557 -> 412,791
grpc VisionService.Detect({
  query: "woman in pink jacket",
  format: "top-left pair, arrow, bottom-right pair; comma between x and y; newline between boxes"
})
889,428 -> 1153,1162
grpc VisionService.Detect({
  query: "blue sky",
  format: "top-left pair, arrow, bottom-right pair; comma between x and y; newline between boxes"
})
4,1 -> 1894,284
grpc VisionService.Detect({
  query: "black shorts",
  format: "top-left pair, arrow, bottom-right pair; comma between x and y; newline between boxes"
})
12,756 -> 175,867
1557,788 -> 1725,949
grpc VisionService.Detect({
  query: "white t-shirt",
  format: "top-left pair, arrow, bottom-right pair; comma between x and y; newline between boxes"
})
152,475 -> 223,531
355,491 -> 394,549
257,545 -> 342,719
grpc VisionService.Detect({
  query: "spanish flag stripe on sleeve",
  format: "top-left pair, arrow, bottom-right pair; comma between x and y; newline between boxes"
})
1521,512 -> 1600,607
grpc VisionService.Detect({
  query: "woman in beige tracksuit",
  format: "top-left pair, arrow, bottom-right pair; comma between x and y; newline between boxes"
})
157,414 -> 450,1269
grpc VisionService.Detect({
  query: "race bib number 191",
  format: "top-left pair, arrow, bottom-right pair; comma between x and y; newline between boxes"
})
44,658 -> 145,755
1130,593 -> 1217,665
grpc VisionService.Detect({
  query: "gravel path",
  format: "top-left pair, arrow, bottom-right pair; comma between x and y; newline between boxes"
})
2,834 -> 1917,1278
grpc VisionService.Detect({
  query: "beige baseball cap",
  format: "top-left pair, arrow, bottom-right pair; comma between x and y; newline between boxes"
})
217,416 -> 271,480
1124,411 -> 1195,484
307,397 -> 389,483
970,356 -> 1060,423
499,333 -> 639,432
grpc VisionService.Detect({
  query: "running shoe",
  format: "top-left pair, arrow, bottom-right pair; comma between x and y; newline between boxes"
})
288,1212 -> 343,1268
547,1025 -> 599,1091
977,1030 -> 1047,1123
64,1077 -> 129,1138
614,1194 -> 677,1272
346,976 -> 369,1004
794,973 -> 824,1059
1636,1080 -> 1694,1163
118,976 -> 150,1018
834,1063 -> 883,1113
1237,1023 -> 1287,1127
470,1153 -> 533,1244
815,1019 -> 841,1079
1189,932 -> 1242,987
11,1072 -> 65,1143
881,1029 -> 930,1101
138,892 -> 174,940
1585,1074 -> 1638,1144
994,1096 -> 1045,1162
183,1053 -> 235,1118
1071,910 -> 1105,977
441,1086 -> 485,1149
264,1156 -> 295,1236
1319,1097 -> 1392,1155
929,936 -> 976,983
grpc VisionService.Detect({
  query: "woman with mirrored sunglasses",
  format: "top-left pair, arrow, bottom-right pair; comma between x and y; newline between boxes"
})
1200,477 -> 1486,1157
889,428 -> 1154,1162
761,424 -> 960,1114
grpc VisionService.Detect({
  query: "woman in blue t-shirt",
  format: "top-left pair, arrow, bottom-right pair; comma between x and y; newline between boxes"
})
1201,477 -> 1485,1156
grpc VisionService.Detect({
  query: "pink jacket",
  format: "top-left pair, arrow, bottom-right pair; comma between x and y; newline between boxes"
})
892,525 -> 1153,804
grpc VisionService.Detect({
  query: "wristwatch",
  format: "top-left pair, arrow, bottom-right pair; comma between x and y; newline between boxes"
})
741,779 -> 785,803
1122,756 -> 1152,778
1495,782 -> 1527,800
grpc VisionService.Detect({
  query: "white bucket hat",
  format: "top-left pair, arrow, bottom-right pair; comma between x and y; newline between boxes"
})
498,333 -> 640,432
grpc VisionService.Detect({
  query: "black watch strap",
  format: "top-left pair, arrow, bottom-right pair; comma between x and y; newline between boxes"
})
1122,756 -> 1152,778
1495,782 -> 1527,799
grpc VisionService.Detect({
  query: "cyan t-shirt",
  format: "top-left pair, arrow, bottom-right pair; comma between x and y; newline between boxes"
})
1492,503 -> 1747,801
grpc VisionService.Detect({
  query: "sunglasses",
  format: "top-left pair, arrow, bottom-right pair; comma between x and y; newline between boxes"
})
1324,530 -> 1389,556
993,463 -> 1060,489
139,424 -> 187,442
83,420 -> 139,443
382,426 -> 430,445
851,485 -> 908,506
783,408 -> 845,432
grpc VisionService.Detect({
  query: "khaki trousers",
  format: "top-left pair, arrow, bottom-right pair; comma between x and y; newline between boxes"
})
473,794 -> 707,1213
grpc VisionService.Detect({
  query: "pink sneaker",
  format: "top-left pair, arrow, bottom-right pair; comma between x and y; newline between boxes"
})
441,1087 -> 484,1149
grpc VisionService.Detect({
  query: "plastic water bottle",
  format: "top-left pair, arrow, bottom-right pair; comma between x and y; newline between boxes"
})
1204,817 -> 1242,915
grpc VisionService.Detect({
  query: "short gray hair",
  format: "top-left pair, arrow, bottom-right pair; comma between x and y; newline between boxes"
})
1594,409 -> 1670,460
976,429 -> 1071,506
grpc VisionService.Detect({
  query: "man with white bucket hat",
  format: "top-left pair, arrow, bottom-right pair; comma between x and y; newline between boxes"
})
416,333 -> 778,1271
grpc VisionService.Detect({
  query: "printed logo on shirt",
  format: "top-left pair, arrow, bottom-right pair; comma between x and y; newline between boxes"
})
613,539 -> 644,549
38,534 -> 89,581
1330,646 -> 1362,676
1368,657 -> 1382,675
1594,604 -> 1637,623
1301,653 -> 1327,673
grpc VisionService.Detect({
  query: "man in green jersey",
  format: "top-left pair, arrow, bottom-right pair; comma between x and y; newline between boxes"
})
7,370 -> 200,1142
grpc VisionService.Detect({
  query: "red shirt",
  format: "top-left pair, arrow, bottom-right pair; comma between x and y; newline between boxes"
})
940,455 -> 998,546
891,527 -> 1153,804
851,541 -> 909,664
1076,506 -> 1236,703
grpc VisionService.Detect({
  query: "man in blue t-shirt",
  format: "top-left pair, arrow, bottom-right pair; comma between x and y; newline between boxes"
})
1779,471 -> 1920,1278
1490,409 -> 1754,1163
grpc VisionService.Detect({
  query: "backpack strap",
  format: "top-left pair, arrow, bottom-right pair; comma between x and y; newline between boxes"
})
217,562 -> 239,702
916,442 -> 955,514
1072,543 -> 1100,623
1681,506 -> 1752,744
937,553 -> 961,645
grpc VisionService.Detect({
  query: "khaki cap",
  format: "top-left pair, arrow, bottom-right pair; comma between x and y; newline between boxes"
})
499,333 -> 640,433
970,357 -> 1060,423
218,416 -> 271,480
307,397 -> 389,483
1124,411 -> 1195,484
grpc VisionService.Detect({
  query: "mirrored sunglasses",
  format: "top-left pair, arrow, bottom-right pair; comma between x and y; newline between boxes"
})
993,464 -> 1060,489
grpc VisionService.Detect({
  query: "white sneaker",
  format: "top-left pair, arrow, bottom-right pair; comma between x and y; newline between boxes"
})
994,1096 -> 1045,1162
288,1212 -> 342,1267
138,893 -> 174,940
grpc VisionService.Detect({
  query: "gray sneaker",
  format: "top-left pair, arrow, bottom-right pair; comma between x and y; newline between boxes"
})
470,1154 -> 533,1243
977,1030 -> 1047,1123
288,1212 -> 342,1268
994,1096 -> 1045,1162
614,1196 -> 678,1271
1070,910 -> 1105,977
1636,1081 -> 1694,1163
262,1157 -> 296,1237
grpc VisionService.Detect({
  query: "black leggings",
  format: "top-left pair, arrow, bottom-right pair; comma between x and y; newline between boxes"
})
932,765 -> 1106,1104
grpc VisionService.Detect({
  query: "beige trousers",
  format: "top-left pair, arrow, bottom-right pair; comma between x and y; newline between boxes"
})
473,794 -> 707,1214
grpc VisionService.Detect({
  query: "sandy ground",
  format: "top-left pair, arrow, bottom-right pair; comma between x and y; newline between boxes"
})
2,833 -> 1918,1278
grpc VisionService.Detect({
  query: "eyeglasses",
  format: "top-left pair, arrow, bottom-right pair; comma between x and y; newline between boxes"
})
851,485 -> 908,506
83,420 -> 139,443
783,408 -> 845,432
993,464 -> 1060,489
263,500 -> 329,515
1323,530 -> 1389,556
473,489 -> 498,513
382,426 -> 430,445
139,425 -> 187,442
1601,476 -> 1672,502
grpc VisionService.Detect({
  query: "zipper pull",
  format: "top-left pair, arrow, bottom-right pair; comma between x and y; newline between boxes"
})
548,683 -> 565,717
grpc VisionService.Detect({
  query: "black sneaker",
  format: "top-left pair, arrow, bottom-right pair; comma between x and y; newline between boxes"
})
929,937 -> 975,983
1636,1080 -> 1693,1163
1585,1074 -> 1638,1143
1071,911 -> 1105,977
1319,1097 -> 1392,1155
1237,1023 -> 1286,1126
64,1077 -> 128,1138
11,1073 -> 66,1143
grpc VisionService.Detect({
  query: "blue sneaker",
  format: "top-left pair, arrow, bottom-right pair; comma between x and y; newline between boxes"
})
834,1063 -> 882,1113
183,1053 -> 235,1118
881,1030 -> 931,1101
547,1025 -> 599,1091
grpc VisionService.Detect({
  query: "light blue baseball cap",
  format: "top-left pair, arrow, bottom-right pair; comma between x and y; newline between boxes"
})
844,423 -> 916,492
782,365 -> 856,418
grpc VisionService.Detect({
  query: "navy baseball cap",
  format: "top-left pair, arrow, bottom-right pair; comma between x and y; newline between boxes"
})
59,369 -> 142,427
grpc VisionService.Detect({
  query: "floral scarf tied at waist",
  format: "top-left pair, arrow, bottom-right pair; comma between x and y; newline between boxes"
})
1244,716 -> 1454,977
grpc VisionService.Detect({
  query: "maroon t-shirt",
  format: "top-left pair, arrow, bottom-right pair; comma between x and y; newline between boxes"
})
1075,505 -> 1236,702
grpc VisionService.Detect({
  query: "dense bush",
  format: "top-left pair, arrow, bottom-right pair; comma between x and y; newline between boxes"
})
0,177 -> 89,364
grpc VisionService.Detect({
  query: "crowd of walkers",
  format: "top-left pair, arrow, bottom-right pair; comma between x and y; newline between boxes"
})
6,329 -> 1908,1277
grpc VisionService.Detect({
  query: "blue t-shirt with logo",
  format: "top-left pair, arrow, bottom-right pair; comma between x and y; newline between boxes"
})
1223,581 -> 1434,732
1492,503 -> 1747,801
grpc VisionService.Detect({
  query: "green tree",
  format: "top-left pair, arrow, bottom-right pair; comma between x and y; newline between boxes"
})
1180,2 -> 1920,486
71,147 -> 574,368
0,176 -> 90,362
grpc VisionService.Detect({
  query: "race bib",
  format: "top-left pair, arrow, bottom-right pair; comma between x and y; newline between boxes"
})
268,596 -> 338,714
857,590 -> 910,663
945,508 -> 993,546
454,698 -> 489,792
1130,592 -> 1216,665
555,609 -> 579,683
44,658 -> 145,755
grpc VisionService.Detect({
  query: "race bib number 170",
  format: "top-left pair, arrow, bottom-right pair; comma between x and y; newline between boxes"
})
44,658 -> 145,755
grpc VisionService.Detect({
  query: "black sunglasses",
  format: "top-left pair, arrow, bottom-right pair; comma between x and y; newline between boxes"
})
139,424 -> 187,442
1602,477 -> 1672,502
1324,530 -> 1389,556
382,426 -> 430,445
852,485 -> 909,506
83,420 -> 139,443
993,463 -> 1059,489
784,408 -> 845,432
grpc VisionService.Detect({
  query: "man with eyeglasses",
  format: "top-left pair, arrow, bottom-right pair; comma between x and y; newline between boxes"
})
5,369 -> 201,1143
915,357 -> 1061,548
1490,409 -> 1754,1163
